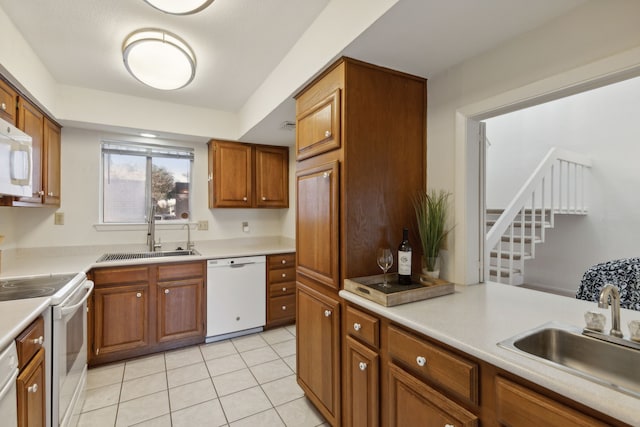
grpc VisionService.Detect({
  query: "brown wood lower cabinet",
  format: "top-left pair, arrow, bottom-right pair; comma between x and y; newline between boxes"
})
157,278 -> 204,342
495,377 -> 610,427
89,260 -> 206,365
388,362 -> 478,427
296,281 -> 341,426
93,283 -> 149,356
344,336 -> 379,427
17,348 -> 46,427
336,302 -> 629,427
16,317 -> 46,427
266,253 -> 296,328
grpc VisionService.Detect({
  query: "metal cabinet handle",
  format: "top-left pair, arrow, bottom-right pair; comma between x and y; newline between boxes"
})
358,362 -> 367,371
243,196 -> 247,201
1,102 -> 6,111
48,192 -> 54,196
282,306 -> 287,311
31,336 -> 44,346
38,191 -> 45,196
281,273 -> 287,278
322,171 -> 331,179
207,173 -> 212,182
164,289 -> 169,294
416,356 -> 427,367
136,292 -> 142,298
445,424 -> 454,427
28,383 -> 38,393
262,196 -> 266,201
325,130 -> 331,138
324,309 -> 332,317
281,259 -> 286,264
353,323 -> 361,331
282,287 -> 287,292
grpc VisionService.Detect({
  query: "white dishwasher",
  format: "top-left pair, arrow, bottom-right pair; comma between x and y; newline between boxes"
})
206,256 -> 266,342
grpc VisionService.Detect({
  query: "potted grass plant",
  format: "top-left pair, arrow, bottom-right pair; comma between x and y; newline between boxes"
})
413,189 -> 452,279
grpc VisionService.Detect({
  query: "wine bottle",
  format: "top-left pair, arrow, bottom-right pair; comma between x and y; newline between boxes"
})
398,227 -> 412,285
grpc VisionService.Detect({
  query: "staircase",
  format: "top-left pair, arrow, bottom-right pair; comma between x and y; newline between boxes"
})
485,148 -> 591,285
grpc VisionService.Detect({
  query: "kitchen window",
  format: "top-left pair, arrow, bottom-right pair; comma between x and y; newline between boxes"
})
101,141 -> 193,223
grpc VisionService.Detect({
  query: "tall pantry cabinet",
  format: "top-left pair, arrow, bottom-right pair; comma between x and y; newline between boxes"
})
294,57 -> 426,426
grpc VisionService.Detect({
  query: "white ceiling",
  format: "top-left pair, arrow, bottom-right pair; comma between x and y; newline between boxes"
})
0,0 -> 586,144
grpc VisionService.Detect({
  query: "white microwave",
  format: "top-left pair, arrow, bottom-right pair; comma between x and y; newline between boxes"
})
0,117 -> 32,197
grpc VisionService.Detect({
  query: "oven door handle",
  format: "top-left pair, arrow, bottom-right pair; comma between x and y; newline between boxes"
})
0,368 -> 18,401
55,281 -> 94,319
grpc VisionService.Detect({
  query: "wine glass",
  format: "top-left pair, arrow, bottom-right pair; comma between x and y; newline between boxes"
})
377,248 -> 393,288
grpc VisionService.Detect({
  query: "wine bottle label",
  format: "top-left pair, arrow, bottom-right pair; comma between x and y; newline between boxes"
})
398,250 -> 412,275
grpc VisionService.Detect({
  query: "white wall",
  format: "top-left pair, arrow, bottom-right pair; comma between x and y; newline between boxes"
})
427,0 -> 640,284
484,76 -> 640,292
2,127 -> 291,249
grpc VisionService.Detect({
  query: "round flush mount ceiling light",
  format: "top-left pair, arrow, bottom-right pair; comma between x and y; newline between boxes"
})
143,0 -> 214,15
122,29 -> 196,90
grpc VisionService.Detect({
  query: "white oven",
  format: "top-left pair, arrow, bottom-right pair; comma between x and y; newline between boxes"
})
51,277 -> 93,427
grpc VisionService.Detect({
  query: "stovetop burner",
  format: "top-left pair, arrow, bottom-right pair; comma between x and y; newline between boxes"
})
0,273 -> 78,301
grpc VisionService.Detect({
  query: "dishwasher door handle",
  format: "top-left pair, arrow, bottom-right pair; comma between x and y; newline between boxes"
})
229,262 -> 254,268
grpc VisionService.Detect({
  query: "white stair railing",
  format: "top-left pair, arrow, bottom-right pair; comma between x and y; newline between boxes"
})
486,147 -> 591,284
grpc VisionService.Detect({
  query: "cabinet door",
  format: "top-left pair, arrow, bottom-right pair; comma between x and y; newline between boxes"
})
296,161 -> 340,289
255,145 -> 288,208
16,98 -> 44,204
212,140 -> 252,207
93,284 -> 148,356
17,347 -> 46,427
43,118 -> 61,205
296,88 -> 341,160
344,336 -> 379,427
0,78 -> 17,124
388,362 -> 478,427
296,282 -> 340,425
157,278 -> 204,343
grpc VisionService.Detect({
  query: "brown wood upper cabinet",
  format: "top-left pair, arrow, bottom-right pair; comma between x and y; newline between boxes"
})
3,97 -> 62,206
296,88 -> 341,160
0,78 -> 17,124
208,139 -> 288,208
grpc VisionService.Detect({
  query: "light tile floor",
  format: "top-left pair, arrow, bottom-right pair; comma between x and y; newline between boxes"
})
80,325 -> 328,427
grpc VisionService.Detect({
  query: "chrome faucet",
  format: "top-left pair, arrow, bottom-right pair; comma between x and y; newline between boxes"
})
598,284 -> 623,338
181,212 -> 194,251
147,205 -> 161,252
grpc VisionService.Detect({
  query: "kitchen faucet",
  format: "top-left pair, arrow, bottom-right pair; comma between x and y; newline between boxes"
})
181,212 -> 194,251
598,284 -> 623,338
147,204 -> 161,252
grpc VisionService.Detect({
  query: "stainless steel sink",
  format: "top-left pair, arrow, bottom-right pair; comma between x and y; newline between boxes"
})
498,321 -> 640,398
96,249 -> 200,263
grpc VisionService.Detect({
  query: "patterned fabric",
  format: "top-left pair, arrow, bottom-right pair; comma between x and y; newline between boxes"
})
576,258 -> 640,311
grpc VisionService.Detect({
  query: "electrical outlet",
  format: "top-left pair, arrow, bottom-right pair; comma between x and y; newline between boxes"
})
197,220 -> 209,231
242,221 -> 249,233
54,212 -> 64,225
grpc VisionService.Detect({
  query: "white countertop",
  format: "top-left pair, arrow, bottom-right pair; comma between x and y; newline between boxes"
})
0,236 -> 295,278
340,281 -> 640,426
0,297 -> 50,350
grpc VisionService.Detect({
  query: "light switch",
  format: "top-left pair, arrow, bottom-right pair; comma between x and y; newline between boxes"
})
54,212 -> 64,225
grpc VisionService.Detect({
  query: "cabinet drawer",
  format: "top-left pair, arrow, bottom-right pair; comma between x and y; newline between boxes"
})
495,377 -> 609,427
268,253 -> 295,269
16,317 -> 45,370
268,267 -> 295,284
269,294 -> 296,322
158,261 -> 204,281
345,305 -> 379,348
388,325 -> 478,404
93,266 -> 149,285
269,281 -> 296,297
